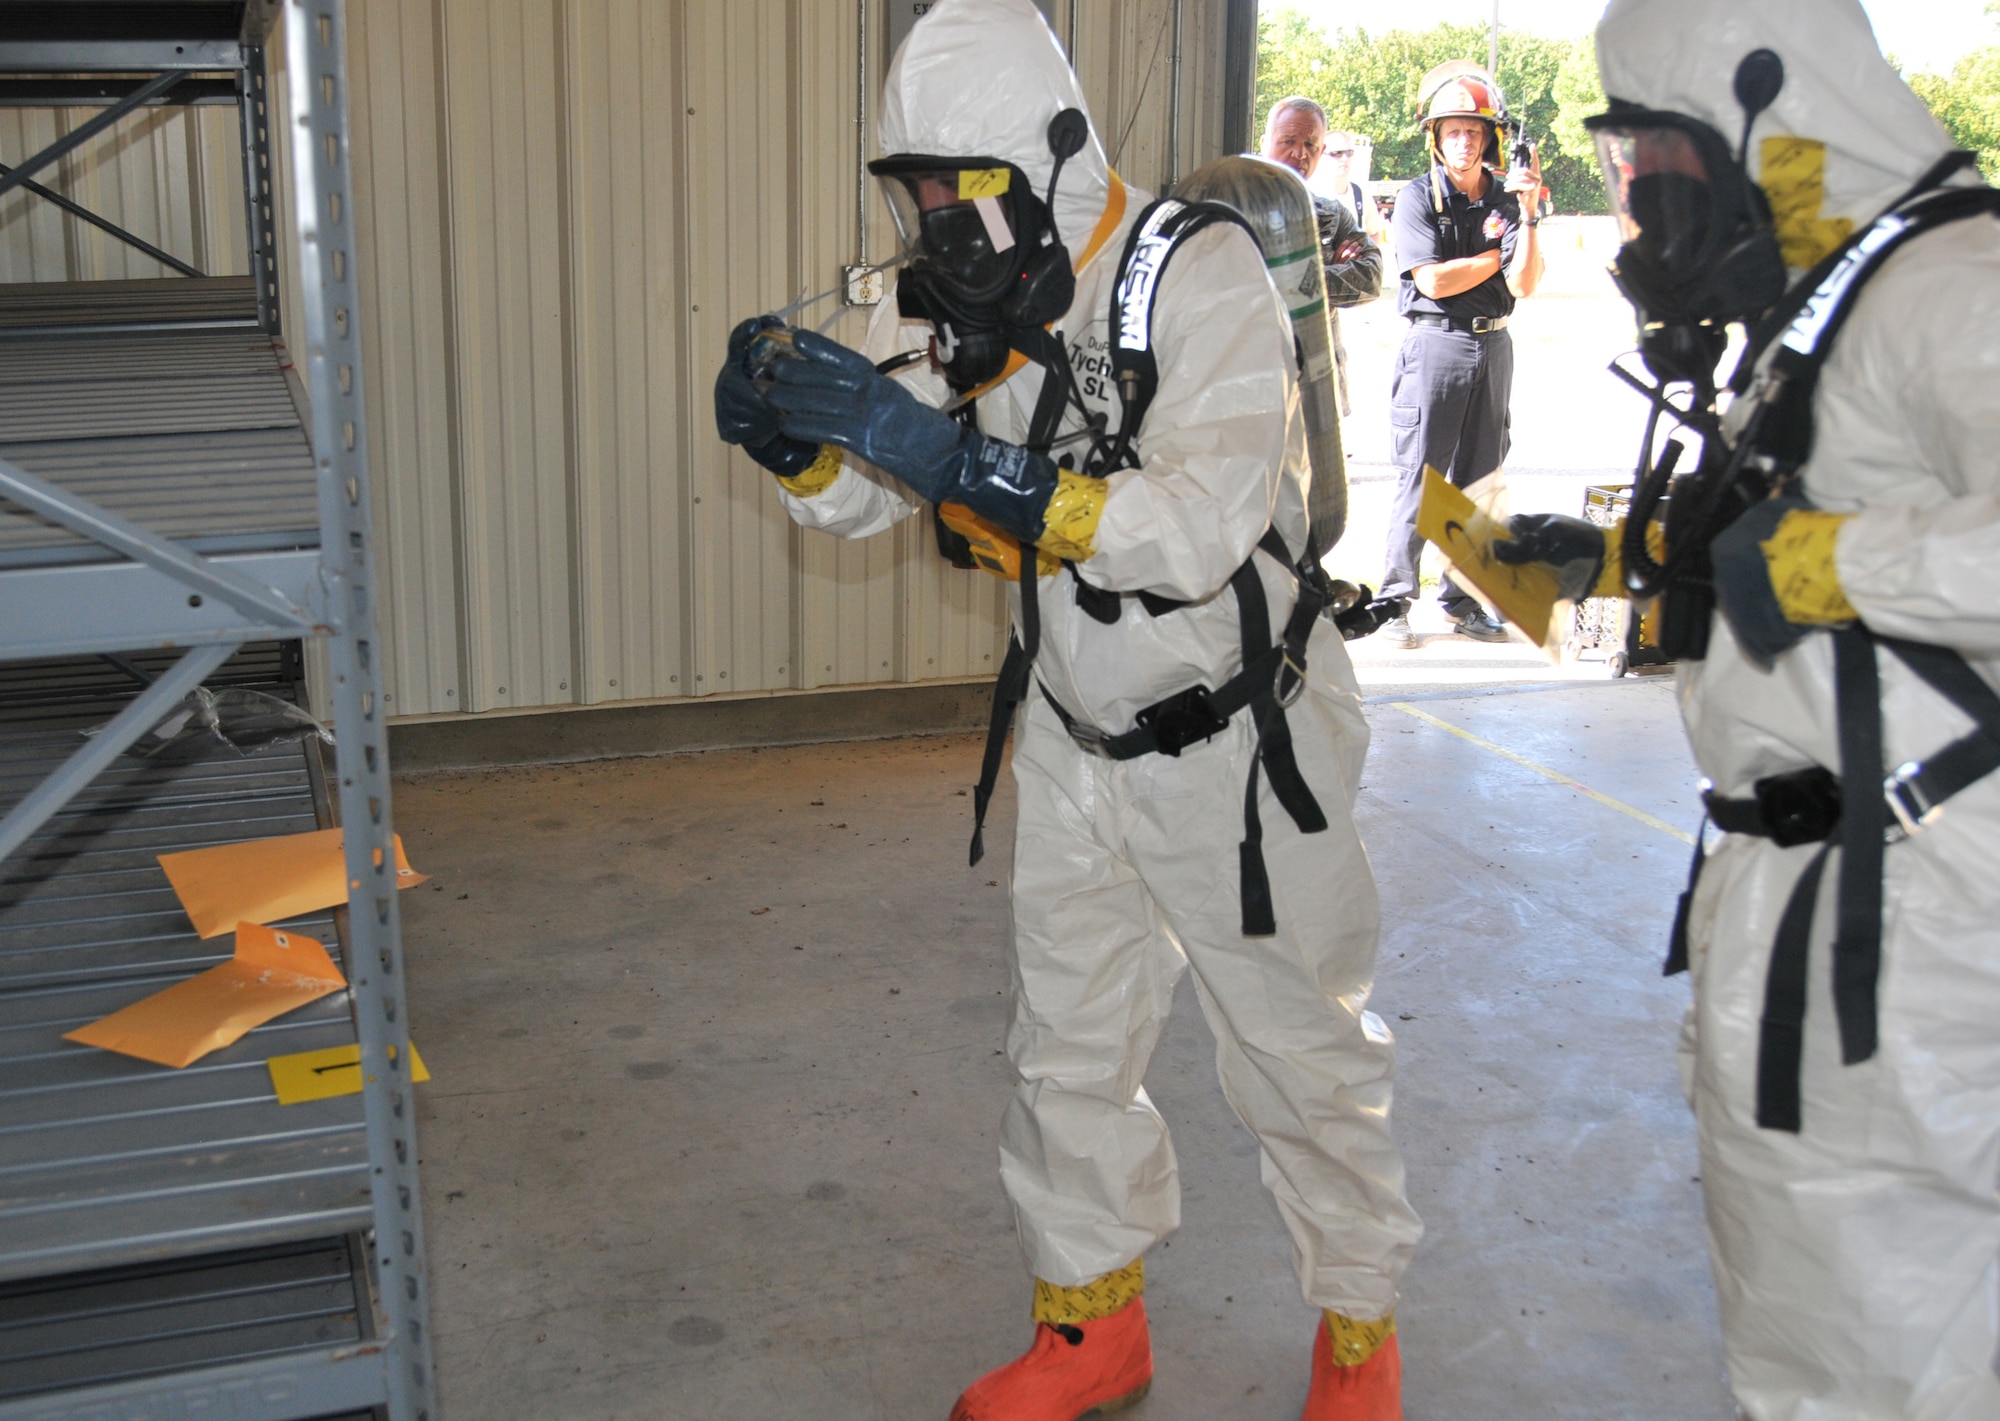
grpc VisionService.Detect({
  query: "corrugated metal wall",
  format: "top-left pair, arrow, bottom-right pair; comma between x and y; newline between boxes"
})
347,0 -> 1234,721
0,104 -> 246,282
0,0 -> 1235,724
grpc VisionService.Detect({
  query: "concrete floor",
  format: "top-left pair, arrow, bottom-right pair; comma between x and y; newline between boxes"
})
394,673 -> 1736,1420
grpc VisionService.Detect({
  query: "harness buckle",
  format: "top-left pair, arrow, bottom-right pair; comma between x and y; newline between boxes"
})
1884,760 -> 1939,841
1134,684 -> 1229,757
1064,718 -> 1112,757
1275,646 -> 1308,708
1753,764 -> 1842,847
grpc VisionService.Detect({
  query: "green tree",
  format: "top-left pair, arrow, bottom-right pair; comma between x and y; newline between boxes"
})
1905,47 -> 2000,183
1255,9 -> 1609,213
1551,35 -> 1605,170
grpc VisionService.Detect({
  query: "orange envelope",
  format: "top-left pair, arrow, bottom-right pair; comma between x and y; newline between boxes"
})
158,826 -> 428,940
65,922 -> 349,1068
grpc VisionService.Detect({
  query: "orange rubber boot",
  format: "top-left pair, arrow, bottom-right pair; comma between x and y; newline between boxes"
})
1300,1312 -> 1401,1421
949,1297 -> 1153,1421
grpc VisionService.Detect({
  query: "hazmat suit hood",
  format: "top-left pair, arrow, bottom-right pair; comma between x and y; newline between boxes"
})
1596,0 -> 1955,273
879,0 -> 1114,261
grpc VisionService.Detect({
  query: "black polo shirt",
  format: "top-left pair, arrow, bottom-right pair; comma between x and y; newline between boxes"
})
1392,165 -> 1521,320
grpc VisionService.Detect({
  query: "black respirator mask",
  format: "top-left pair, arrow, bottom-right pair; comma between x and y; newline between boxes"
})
1584,50 -> 1791,385
870,109 -> 1090,391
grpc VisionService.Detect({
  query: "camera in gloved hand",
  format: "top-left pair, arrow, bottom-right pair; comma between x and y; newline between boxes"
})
714,315 -> 827,481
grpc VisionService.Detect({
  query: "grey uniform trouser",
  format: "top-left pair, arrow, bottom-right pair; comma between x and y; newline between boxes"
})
1380,323 -> 1513,616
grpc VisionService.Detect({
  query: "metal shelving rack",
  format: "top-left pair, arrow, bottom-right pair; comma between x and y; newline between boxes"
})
0,3 -> 433,1417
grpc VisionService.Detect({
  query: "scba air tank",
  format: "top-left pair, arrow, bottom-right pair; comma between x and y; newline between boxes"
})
1173,154 -> 1346,554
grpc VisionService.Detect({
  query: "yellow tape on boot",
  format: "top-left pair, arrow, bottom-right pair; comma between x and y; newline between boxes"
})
1761,508 -> 1855,625
1032,1259 -> 1144,1326
1323,1310 -> 1396,1367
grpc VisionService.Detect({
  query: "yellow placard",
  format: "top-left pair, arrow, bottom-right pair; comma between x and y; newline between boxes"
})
64,922 -> 348,1069
1415,466 -> 1566,649
159,827 -> 429,940
957,167 -> 1011,199
1760,136 -> 1855,272
267,1040 -> 431,1106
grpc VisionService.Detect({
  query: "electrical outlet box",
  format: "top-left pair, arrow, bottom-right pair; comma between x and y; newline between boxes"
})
843,264 -> 885,306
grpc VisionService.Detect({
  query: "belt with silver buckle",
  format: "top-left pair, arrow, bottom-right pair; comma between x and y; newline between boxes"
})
1409,313 -> 1509,335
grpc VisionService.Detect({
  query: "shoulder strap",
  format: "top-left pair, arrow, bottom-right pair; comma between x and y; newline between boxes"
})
1735,172 -> 1999,471
1101,196 -> 1260,474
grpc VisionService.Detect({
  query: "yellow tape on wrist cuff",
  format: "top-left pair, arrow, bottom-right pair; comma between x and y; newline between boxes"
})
1323,1309 -> 1396,1367
1036,467 -> 1108,563
1032,1259 -> 1144,1326
777,444 -> 844,498
1761,508 -> 1855,625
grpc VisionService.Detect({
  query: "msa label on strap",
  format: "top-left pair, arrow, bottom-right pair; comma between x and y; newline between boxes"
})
1116,200 -> 1187,353
1782,212 -> 1909,357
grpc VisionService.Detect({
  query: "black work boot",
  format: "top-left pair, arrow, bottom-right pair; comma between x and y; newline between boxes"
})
1448,607 -> 1509,643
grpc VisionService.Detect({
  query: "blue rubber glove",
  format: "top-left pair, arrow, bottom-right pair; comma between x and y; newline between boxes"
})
1493,513 -> 1609,603
715,316 -> 822,479
766,329 -> 1059,541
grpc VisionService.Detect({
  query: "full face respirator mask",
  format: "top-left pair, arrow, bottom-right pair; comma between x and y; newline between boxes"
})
1584,49 -> 1791,386
870,109 -> 1090,391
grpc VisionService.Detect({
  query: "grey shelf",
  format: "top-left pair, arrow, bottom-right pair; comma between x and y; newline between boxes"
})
0,324 -> 317,570
0,1238 -> 370,1406
0,4 -> 434,1416
0,277 -> 260,333
0,670 -> 369,1286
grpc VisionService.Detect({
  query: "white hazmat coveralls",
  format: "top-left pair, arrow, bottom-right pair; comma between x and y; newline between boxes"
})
777,0 -> 1420,1319
1598,1 -> 2000,1416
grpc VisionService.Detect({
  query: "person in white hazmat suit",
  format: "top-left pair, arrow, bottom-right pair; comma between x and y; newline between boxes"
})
712,2 -> 1420,1418
1482,2 -> 2000,1416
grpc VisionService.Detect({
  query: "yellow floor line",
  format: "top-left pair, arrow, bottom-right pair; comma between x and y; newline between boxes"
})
1386,701 -> 1695,845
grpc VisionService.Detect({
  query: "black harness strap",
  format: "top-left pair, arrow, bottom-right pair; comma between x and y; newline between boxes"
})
1754,841 -> 1834,1132
1879,634 -> 2000,827
1012,326 -> 1075,457
1829,626 -> 1887,1067
1027,528 -> 1327,935
966,313 -> 1087,866
1663,814 -> 1709,977
1232,531 -> 1327,935
1248,527 -> 1330,840
962,198 -> 1333,930
1654,168 -> 2000,1132
1679,626 -> 2000,1132
970,529 -> 1042,868
1750,626 -> 1882,1130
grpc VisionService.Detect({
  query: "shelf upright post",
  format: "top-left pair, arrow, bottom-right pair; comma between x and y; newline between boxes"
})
284,2 -> 436,1417
240,42 -> 281,334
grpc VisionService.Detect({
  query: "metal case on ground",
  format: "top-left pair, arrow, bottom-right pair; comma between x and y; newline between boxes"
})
1569,483 -> 1672,679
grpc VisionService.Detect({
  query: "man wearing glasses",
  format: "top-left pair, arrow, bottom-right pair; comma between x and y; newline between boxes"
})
1262,97 -> 1383,419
